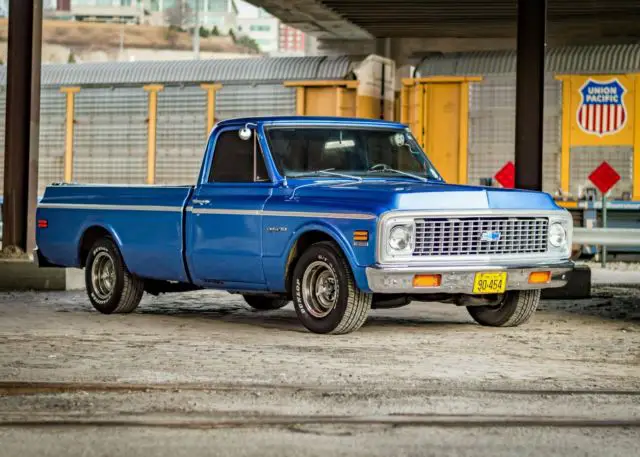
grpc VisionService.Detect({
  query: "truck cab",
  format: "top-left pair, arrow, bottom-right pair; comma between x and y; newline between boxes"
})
36,116 -> 574,334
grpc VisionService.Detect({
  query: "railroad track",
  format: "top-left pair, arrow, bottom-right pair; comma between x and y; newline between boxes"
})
1,381 -> 639,397
1,381 -> 639,430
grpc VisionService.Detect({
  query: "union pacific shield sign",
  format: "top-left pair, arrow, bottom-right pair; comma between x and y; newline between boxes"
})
577,78 -> 627,137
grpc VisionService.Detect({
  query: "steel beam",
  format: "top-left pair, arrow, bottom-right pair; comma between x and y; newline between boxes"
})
2,0 -> 42,253
27,0 -> 43,254
514,0 -> 547,191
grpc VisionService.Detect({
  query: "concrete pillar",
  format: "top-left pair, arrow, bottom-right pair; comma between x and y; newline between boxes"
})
2,0 -> 43,254
514,0 -> 547,191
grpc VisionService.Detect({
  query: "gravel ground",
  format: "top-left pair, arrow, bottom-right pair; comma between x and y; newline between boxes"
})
0,285 -> 639,456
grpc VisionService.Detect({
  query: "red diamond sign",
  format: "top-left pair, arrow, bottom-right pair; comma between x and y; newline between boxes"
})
494,161 -> 515,189
588,161 -> 620,194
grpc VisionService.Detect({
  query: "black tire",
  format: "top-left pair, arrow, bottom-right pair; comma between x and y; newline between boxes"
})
243,295 -> 289,311
292,241 -> 372,335
85,237 -> 144,314
467,290 -> 541,327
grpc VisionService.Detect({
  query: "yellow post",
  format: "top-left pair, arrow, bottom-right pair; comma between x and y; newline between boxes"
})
400,82 -> 411,124
295,87 -> 305,115
61,87 -> 80,183
335,86 -> 343,116
557,76 -> 572,196
144,84 -> 164,185
417,83 -> 426,148
634,75 -> 640,200
458,82 -> 470,184
200,83 -> 222,134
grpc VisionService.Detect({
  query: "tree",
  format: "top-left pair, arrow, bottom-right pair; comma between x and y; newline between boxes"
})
164,0 -> 193,31
235,35 -> 261,53
211,26 -> 220,36
199,26 -> 210,38
228,28 -> 236,42
68,52 -> 76,64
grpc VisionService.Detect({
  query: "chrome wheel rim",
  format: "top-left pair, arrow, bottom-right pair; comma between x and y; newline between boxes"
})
301,260 -> 338,318
91,252 -> 116,300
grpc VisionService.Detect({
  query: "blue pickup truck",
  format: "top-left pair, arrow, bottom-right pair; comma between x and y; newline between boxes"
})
35,116 -> 573,334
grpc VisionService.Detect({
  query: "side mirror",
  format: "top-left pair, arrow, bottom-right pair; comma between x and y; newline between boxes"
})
238,127 -> 252,141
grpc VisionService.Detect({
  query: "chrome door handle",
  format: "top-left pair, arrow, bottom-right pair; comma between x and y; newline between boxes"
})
192,199 -> 210,205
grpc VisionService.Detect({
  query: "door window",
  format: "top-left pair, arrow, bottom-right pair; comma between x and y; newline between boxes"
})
208,130 -> 269,183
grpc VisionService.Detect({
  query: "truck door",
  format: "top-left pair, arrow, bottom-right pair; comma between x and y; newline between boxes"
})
185,127 -> 272,287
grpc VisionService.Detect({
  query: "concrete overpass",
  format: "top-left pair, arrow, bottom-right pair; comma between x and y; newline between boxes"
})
245,0 -> 640,62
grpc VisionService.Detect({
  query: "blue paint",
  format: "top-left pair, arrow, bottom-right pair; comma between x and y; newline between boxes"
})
36,116 -> 569,295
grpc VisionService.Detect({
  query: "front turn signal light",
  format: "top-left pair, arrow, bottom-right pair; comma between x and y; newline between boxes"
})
528,271 -> 551,284
413,274 -> 442,288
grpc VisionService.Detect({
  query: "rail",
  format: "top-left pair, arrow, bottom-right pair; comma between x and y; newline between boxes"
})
573,227 -> 640,247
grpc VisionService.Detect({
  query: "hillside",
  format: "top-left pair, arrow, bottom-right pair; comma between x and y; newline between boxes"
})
0,19 -> 259,55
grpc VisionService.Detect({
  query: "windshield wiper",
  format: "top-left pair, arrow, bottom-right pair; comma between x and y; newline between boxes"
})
287,169 -> 363,201
292,168 -> 363,183
367,165 -> 428,182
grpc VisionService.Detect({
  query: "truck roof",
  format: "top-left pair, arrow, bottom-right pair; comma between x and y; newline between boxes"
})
215,116 -> 407,130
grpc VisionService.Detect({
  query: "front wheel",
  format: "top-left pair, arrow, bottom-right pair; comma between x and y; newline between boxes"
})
292,242 -> 372,335
467,290 -> 541,327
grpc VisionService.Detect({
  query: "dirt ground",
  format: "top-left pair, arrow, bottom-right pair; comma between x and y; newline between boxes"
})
0,284 -> 639,456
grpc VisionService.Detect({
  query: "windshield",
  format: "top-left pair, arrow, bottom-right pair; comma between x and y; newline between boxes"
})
265,127 -> 442,181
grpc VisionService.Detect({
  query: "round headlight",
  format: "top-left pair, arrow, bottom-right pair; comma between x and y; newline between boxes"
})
549,222 -> 567,247
389,225 -> 412,251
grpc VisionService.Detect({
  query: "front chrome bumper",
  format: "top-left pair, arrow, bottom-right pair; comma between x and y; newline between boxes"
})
365,260 -> 574,294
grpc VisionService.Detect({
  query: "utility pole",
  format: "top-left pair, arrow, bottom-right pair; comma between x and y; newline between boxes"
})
119,21 -> 125,61
192,0 -> 200,60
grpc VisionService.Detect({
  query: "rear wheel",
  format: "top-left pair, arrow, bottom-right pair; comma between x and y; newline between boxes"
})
85,237 -> 144,314
243,295 -> 289,311
292,242 -> 372,335
467,290 -> 540,327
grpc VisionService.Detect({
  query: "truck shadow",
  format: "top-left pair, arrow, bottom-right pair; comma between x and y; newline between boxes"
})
136,298 -> 473,334
539,285 -> 640,324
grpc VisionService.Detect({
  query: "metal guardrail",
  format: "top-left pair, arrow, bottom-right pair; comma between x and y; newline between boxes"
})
573,228 -> 640,247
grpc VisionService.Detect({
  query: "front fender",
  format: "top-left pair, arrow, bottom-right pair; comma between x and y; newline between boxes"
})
263,219 -> 375,293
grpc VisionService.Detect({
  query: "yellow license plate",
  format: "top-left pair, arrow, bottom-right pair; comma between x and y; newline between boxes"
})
473,272 -> 507,294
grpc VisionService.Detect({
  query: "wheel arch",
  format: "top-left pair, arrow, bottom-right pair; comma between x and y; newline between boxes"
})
283,224 -> 360,295
77,224 -> 124,268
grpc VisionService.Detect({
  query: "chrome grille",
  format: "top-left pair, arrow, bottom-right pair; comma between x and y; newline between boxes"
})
413,217 -> 549,257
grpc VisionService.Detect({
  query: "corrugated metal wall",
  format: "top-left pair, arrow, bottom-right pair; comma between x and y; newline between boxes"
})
73,87 -> 148,184
38,89 -> 66,194
0,56 -> 351,194
467,74 -> 562,194
215,84 -> 296,120
417,45 -> 640,198
156,86 -> 207,185
570,146 -> 633,196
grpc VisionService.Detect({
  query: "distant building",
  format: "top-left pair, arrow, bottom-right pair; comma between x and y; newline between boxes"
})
234,0 -> 309,56
236,16 -> 279,54
278,23 -> 305,56
52,1 -> 146,23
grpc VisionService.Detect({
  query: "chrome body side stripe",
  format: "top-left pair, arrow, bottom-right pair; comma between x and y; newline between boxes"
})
263,210 -> 375,220
38,202 -> 377,220
37,203 -> 183,212
192,208 -> 376,220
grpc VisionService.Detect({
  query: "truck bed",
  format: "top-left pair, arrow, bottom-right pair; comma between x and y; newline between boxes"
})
36,184 -> 194,282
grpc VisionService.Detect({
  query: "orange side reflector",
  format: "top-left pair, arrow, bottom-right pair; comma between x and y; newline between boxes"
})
353,230 -> 369,242
528,271 -> 551,284
413,274 -> 442,288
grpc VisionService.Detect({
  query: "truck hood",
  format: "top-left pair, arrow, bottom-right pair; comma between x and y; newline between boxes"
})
288,179 -> 560,212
